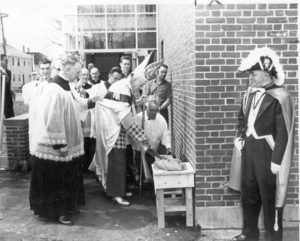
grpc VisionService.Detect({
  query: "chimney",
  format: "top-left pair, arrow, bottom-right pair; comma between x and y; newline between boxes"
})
27,47 -> 30,52
23,46 -> 25,52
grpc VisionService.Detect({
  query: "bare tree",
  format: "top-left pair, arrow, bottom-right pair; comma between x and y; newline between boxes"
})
45,16 -> 63,47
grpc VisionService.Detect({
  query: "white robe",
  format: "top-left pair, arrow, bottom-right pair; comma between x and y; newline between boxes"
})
23,80 -> 49,153
31,82 -> 84,162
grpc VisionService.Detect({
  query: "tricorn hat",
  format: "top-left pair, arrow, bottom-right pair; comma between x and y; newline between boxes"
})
238,47 -> 285,86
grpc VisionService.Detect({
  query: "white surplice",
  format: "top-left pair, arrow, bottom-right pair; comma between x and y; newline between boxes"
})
31,81 -> 84,161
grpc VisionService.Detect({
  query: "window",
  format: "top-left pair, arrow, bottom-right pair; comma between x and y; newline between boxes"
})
107,5 -> 134,13
24,59 -> 26,66
84,33 -> 106,49
70,4 -> 157,50
137,14 -> 156,30
18,58 -> 20,66
138,32 -> 156,48
108,32 -> 136,49
13,74 -> 15,81
78,5 -> 105,13
23,74 -> 25,84
137,4 -> 156,12
137,5 -> 156,49
12,58 -> 14,66
78,15 -> 105,31
65,34 -> 76,50
107,15 -> 135,31
19,74 -> 21,82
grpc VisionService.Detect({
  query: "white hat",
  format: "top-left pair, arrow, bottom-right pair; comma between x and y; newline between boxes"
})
238,47 -> 285,86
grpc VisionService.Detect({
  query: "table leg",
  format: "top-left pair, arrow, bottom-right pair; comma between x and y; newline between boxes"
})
185,187 -> 193,226
156,189 -> 165,228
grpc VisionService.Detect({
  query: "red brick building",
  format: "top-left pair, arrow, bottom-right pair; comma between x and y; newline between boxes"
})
157,1 -> 298,228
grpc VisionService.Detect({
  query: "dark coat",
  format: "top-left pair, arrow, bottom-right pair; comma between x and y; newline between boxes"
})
237,86 -> 288,165
2,69 -> 14,118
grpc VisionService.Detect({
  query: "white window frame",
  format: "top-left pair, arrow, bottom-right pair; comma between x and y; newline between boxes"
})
63,4 -> 158,53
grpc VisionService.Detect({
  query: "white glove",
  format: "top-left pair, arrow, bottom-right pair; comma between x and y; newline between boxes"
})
234,137 -> 244,152
271,162 -> 280,175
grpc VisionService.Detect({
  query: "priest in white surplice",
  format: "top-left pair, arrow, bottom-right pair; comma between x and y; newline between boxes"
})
22,59 -> 52,154
29,54 -> 85,226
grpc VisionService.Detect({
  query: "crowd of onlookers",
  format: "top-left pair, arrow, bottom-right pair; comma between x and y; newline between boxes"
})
19,53 -> 173,225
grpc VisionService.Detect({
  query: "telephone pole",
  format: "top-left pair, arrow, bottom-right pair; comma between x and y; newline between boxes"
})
0,4 -> 8,56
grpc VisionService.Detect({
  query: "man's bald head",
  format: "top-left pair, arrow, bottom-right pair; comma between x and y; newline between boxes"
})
81,68 -> 90,83
88,63 -> 94,70
81,68 -> 89,74
147,96 -> 160,120
91,67 -> 100,81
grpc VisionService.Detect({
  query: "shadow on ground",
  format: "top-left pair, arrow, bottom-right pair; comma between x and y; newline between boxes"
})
0,170 -> 201,241
0,171 -> 298,241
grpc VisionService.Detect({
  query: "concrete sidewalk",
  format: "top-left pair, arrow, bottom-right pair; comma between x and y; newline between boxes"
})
0,170 -> 298,241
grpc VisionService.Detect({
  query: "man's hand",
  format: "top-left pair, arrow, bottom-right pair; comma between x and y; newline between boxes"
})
139,95 -> 147,104
59,146 -> 68,157
146,148 -> 162,159
79,87 -> 87,96
271,162 -> 280,175
92,96 -> 102,102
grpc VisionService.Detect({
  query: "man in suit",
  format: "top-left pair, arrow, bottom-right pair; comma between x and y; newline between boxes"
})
232,47 -> 295,241
1,55 -> 15,118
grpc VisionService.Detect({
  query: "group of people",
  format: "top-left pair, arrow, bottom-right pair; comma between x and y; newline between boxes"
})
1,45 -> 295,241
22,52 -> 174,225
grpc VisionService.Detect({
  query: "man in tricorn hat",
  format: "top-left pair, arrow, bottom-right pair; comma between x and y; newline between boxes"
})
232,47 -> 295,241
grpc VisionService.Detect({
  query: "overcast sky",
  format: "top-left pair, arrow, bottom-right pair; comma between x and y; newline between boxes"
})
0,0 -> 64,58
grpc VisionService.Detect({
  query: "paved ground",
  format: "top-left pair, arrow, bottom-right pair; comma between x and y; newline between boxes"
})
0,170 -> 299,241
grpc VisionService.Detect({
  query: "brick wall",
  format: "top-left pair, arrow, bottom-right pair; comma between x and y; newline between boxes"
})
194,2 -> 298,208
4,114 -> 30,171
158,2 -> 298,211
157,4 -> 196,166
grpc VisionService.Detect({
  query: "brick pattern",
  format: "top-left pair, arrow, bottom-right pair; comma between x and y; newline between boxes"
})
158,3 -> 298,208
193,3 -> 299,208
158,5 -> 197,167
4,122 -> 29,171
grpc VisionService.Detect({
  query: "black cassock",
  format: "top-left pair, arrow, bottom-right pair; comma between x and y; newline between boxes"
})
1,69 -> 14,118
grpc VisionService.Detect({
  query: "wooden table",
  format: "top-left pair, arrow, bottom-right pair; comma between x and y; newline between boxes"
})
152,162 -> 195,228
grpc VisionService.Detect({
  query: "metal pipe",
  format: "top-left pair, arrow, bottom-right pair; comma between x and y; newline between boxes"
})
0,73 -> 6,153
170,82 -> 180,153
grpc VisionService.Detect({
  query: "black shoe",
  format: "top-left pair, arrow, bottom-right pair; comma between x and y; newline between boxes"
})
58,215 -> 73,226
112,197 -> 130,206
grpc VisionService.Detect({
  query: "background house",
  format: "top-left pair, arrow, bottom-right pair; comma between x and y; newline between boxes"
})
0,44 -> 33,88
